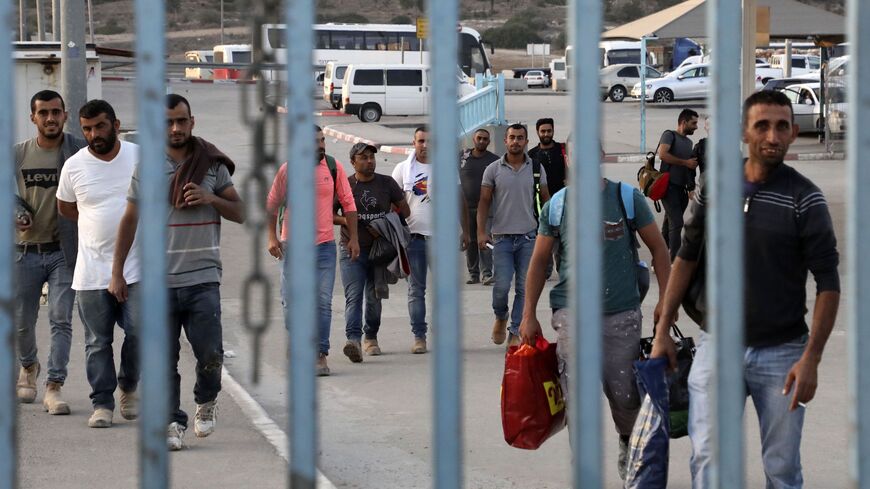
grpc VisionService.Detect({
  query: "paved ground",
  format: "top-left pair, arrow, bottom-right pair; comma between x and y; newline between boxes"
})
16,81 -> 853,487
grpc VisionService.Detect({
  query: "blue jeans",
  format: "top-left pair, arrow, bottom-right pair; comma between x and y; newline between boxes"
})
281,241 -> 336,355
169,282 -> 224,428
339,245 -> 382,341
406,235 -> 429,339
688,331 -> 808,489
14,249 -> 75,384
77,285 -> 140,410
491,232 -> 536,335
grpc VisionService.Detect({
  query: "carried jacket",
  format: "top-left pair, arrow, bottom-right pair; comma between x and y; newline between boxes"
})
14,132 -> 88,268
368,212 -> 411,299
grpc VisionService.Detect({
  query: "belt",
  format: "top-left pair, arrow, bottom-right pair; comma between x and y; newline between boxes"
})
16,242 -> 62,253
410,233 -> 430,240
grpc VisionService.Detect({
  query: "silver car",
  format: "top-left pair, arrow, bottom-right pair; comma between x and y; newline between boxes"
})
600,64 -> 662,102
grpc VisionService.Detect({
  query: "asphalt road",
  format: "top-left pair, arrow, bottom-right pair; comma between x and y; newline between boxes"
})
17,80 -> 853,488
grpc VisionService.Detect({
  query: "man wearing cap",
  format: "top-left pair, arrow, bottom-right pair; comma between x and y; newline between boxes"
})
266,125 -> 359,376
337,143 -> 410,362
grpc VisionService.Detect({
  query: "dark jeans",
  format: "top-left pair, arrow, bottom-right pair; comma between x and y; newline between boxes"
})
77,285 -> 140,410
661,184 -> 690,260
465,207 -> 492,280
169,282 -> 224,428
339,245 -> 382,340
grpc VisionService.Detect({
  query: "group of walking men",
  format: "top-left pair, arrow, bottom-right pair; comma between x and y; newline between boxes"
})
15,90 -> 242,451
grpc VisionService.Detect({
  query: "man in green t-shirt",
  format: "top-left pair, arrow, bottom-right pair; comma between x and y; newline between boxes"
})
519,147 -> 671,481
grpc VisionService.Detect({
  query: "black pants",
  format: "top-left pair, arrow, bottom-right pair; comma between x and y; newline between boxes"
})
661,185 -> 689,261
465,206 -> 492,280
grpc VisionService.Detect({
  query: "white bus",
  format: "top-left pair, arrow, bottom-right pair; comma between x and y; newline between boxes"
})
261,23 -> 492,80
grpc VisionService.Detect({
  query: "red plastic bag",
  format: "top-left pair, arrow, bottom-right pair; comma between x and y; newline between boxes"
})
501,336 -> 567,449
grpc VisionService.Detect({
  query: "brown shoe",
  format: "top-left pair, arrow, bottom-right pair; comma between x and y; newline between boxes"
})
343,340 -> 363,363
363,338 -> 382,356
491,318 -> 508,345
119,389 -> 138,420
17,362 -> 40,403
317,353 -> 331,376
507,333 -> 521,348
42,381 -> 70,415
412,337 -> 428,354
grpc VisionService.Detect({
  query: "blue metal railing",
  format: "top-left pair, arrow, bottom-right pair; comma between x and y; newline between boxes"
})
457,74 -> 506,138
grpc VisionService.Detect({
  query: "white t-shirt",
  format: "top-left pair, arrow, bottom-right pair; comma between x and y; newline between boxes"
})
392,154 -> 432,236
56,141 -> 141,291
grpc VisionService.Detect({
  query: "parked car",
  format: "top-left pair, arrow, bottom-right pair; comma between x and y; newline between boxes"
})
769,54 -> 821,77
780,82 -> 846,134
524,70 -> 549,88
762,77 -> 812,92
632,63 -> 709,103
600,63 -> 663,102
323,61 -> 348,109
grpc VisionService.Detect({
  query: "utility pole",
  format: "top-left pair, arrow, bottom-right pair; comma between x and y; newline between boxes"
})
741,0 -> 757,103
220,0 -> 225,45
52,0 -> 60,41
19,0 -> 28,41
61,0 -> 88,134
36,0 -> 46,41
87,0 -> 94,45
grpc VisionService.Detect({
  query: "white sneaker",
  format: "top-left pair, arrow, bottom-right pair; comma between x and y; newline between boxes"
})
167,422 -> 186,451
194,400 -> 217,438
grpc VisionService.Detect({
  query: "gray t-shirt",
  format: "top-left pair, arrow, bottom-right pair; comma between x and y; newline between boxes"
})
481,155 -> 547,235
128,157 -> 233,288
17,139 -> 60,244
459,149 -> 499,207
659,130 -> 694,187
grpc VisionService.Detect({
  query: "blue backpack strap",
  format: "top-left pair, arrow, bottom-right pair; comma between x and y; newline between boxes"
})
548,187 -> 567,227
619,182 -> 635,222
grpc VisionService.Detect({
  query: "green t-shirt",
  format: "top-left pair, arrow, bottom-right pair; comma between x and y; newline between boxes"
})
537,180 -> 656,313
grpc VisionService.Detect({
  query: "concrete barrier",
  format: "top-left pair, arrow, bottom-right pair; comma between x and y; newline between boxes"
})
504,78 -> 528,91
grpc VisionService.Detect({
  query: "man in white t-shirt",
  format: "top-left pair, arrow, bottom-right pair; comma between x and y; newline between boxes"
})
56,100 -> 141,429
391,126 -> 469,354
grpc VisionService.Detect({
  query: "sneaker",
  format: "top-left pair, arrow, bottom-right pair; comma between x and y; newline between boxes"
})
119,389 -> 138,420
618,435 -> 630,480
466,277 -> 480,285
194,400 -> 217,438
343,340 -> 363,363
16,362 -> 40,403
491,318 -> 508,345
167,422 -> 186,451
363,338 -> 382,356
482,275 -> 494,286
42,381 -> 70,415
411,337 -> 427,354
317,353 -> 331,376
88,408 -> 113,428
506,333 -> 521,348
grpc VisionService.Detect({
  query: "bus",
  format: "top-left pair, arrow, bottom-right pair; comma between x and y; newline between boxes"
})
260,23 -> 492,80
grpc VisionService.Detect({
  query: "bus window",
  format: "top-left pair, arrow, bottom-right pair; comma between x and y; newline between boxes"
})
267,27 -> 286,49
234,51 -> 252,64
365,32 -> 387,50
459,33 -> 485,76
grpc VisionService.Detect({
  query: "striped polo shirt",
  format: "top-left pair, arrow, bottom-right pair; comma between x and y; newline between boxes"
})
127,156 -> 233,288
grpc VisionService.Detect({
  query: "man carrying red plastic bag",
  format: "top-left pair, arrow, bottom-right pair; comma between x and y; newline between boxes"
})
516,144 -> 672,480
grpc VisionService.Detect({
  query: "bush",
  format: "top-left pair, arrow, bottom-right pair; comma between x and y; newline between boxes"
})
199,10 -> 222,26
317,13 -> 370,23
96,19 -> 125,35
390,15 -> 413,24
552,30 -> 567,50
398,0 -> 423,10
483,23 -> 544,49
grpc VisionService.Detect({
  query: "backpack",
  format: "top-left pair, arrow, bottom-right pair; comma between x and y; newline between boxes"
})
547,182 -> 650,302
637,130 -> 674,212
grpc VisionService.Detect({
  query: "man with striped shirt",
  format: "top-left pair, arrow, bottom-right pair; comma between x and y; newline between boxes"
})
109,94 -> 245,451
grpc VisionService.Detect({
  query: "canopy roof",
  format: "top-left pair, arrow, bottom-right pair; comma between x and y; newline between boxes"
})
603,0 -> 845,41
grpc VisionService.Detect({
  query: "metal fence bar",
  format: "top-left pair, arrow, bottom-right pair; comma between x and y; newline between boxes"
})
284,0 -> 318,486
847,0 -> 870,486
0,0 -> 17,484
568,0 -> 603,486
133,0 -> 170,487
428,0 -> 462,486
707,0 -> 745,487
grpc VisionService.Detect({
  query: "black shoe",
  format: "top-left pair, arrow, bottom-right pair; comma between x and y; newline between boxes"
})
466,277 -> 480,285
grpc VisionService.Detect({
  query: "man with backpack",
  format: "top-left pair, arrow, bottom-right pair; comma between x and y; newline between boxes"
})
520,145 -> 671,480
657,109 -> 699,259
478,123 -> 550,347
266,125 -> 359,376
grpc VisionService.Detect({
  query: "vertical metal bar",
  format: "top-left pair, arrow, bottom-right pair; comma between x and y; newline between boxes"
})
847,0 -> 870,485
36,0 -> 45,41
284,0 -> 317,487
133,0 -> 170,487
87,0 -> 94,45
0,0 -> 17,485
52,0 -> 60,41
61,0 -> 87,135
740,0 -> 757,103
568,0 -> 602,486
19,0 -> 27,41
428,0 -> 461,486
708,0 -> 745,488
640,36 -> 647,153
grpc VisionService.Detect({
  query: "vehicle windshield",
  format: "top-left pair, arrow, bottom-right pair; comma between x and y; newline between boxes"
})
814,87 -> 846,103
607,49 -> 641,65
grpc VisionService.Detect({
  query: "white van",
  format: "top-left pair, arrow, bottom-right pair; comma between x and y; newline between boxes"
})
212,44 -> 252,80
184,50 -> 214,80
342,64 -> 430,122
769,54 -> 820,76
323,62 -> 349,109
